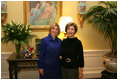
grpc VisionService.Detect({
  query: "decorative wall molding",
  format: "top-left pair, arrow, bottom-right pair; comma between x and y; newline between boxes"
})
1,49 -> 111,79
83,49 -> 110,78
1,52 -> 13,54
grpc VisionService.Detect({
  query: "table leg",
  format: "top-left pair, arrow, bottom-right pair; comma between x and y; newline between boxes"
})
15,69 -> 18,79
9,68 -> 13,79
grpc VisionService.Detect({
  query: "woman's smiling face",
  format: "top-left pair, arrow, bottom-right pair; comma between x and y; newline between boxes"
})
51,26 -> 59,37
66,26 -> 75,38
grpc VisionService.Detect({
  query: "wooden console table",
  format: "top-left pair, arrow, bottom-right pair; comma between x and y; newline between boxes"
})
7,53 -> 39,79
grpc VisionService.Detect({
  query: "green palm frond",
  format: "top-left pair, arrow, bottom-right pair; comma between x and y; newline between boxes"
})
99,1 -> 117,8
83,1 -> 117,56
105,8 -> 117,17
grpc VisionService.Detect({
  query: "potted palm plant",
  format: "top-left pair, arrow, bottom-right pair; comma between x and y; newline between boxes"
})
1,21 -> 37,56
83,1 -> 117,73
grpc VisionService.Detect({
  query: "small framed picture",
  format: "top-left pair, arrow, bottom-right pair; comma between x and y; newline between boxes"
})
1,1 -> 7,13
78,1 -> 86,14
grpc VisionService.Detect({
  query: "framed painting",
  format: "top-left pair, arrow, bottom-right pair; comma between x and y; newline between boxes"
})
24,1 -> 62,30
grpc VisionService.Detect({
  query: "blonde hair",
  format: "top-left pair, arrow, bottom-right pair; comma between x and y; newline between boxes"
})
49,23 -> 60,35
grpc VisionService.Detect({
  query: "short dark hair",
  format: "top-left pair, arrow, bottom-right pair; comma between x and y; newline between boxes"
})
49,23 -> 60,35
65,22 -> 78,34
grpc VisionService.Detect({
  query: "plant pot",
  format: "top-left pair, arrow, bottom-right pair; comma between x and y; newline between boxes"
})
103,52 -> 117,73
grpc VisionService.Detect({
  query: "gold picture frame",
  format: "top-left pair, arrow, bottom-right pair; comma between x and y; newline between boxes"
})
24,1 -> 62,30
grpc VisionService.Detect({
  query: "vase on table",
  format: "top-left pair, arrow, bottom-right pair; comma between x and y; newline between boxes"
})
15,44 -> 21,57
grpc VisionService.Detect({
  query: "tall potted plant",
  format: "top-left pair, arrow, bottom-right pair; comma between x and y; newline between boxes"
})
83,1 -> 117,73
1,21 -> 37,56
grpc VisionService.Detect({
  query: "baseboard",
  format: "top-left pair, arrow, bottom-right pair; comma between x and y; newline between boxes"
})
83,67 -> 104,78
1,72 -> 9,79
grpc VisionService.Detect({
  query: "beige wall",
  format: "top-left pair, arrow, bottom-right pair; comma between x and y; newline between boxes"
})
1,1 -> 110,52
62,1 -> 110,50
1,1 -> 24,52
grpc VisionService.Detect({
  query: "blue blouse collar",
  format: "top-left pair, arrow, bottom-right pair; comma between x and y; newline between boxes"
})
48,34 -> 58,41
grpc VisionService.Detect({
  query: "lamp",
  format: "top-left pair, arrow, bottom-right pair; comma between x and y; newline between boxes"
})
59,16 -> 73,32
58,16 -> 73,40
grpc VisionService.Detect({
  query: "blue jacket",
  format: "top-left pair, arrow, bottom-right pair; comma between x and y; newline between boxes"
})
38,34 -> 62,69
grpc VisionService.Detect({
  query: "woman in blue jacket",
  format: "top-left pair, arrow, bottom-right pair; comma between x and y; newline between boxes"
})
38,23 -> 61,79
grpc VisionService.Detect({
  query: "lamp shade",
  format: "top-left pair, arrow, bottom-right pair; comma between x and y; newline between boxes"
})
59,16 -> 73,32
